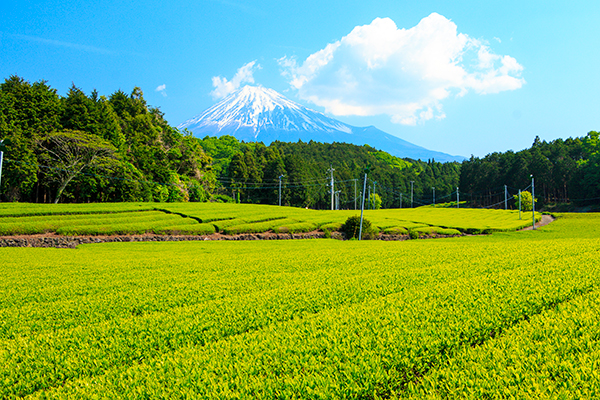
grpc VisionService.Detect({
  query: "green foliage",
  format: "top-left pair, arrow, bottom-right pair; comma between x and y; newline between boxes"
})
341,215 -> 361,239
369,192 -> 382,209
0,203 -> 544,237
460,132 -> 600,208
0,76 -> 62,200
372,149 -> 412,169
0,214 -> 598,397
200,136 -> 460,209
0,209 -> 203,236
211,194 -> 234,203
320,221 -> 343,232
0,76 -> 213,203
412,226 -> 462,237
222,218 -> 297,235
197,134 -> 242,176
272,221 -> 318,234
513,190 -> 536,212
340,215 -> 378,239
37,130 -> 118,203
383,226 -> 408,235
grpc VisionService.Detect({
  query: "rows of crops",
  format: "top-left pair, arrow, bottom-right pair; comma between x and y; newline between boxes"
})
0,202 -> 540,237
1,213 -> 598,397
0,202 -> 153,217
0,210 -> 216,236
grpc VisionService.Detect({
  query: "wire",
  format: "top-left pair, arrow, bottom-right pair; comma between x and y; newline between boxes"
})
5,157 -> 600,207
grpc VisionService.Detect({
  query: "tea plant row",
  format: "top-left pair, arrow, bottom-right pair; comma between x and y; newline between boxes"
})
0,202 -> 541,237
1,214 -> 598,397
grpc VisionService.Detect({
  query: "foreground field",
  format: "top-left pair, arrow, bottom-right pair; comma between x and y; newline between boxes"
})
0,202 -> 540,237
1,213 -> 599,398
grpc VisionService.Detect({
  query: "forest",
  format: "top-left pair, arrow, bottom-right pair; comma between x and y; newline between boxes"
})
459,133 -> 600,209
0,76 -> 598,210
198,136 -> 460,209
0,76 -> 213,203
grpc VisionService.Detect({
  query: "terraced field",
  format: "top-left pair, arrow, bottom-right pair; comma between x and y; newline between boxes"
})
0,212 -> 598,398
0,202 -> 540,238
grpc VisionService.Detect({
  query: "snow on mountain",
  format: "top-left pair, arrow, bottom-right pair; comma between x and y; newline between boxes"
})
179,85 -> 352,137
178,85 -> 464,162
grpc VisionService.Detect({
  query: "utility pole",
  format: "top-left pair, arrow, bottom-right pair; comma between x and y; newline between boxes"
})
278,175 -> 285,206
368,185 -> 371,210
432,187 -> 435,206
504,185 -> 508,210
328,166 -> 335,211
400,193 -> 403,209
456,187 -> 460,209
410,181 -> 414,208
518,189 -> 522,220
359,166 -> 370,241
0,140 -> 5,198
531,175 -> 535,230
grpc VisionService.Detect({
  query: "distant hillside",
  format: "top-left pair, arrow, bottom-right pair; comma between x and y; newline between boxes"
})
198,135 -> 461,209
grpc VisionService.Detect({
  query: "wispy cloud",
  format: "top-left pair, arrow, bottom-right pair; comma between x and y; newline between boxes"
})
279,13 -> 525,126
204,0 -> 263,15
155,84 -> 167,97
10,32 -> 114,55
210,61 -> 261,99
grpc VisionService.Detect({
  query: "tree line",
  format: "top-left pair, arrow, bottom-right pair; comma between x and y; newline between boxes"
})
198,136 -> 461,209
459,134 -> 600,208
0,76 -> 213,203
1,75 -> 598,210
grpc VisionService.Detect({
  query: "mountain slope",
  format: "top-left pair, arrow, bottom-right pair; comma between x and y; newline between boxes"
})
178,86 -> 464,162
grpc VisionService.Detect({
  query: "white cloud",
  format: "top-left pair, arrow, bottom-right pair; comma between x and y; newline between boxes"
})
279,13 -> 525,126
210,61 -> 261,99
155,84 -> 167,97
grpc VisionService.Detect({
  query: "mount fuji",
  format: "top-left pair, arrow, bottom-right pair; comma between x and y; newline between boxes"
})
178,86 -> 464,162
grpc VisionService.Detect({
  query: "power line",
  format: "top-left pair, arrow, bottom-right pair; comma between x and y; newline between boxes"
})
5,157 -> 600,208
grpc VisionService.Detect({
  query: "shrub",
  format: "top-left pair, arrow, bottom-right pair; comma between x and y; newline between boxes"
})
368,193 -> 382,210
341,215 -> 378,240
513,190 -> 536,212
211,194 -> 234,203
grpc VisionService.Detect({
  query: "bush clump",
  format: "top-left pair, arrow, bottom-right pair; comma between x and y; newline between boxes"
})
341,215 -> 378,240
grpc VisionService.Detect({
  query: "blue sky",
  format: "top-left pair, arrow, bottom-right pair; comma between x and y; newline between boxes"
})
2,0 -> 599,158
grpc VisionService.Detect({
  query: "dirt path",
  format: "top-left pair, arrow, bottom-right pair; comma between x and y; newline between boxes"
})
521,214 -> 555,230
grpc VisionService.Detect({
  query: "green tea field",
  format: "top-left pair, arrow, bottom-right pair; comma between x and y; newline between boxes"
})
0,202 -> 540,237
1,208 -> 599,398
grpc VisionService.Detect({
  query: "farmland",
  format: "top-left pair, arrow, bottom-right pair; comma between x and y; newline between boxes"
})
0,202 -> 540,238
1,208 -> 599,398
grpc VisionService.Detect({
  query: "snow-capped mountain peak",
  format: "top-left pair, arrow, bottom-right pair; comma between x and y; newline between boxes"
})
178,85 -> 351,138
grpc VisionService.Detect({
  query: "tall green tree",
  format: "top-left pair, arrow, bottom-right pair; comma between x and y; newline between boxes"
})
0,76 -> 62,201
37,130 -> 117,203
